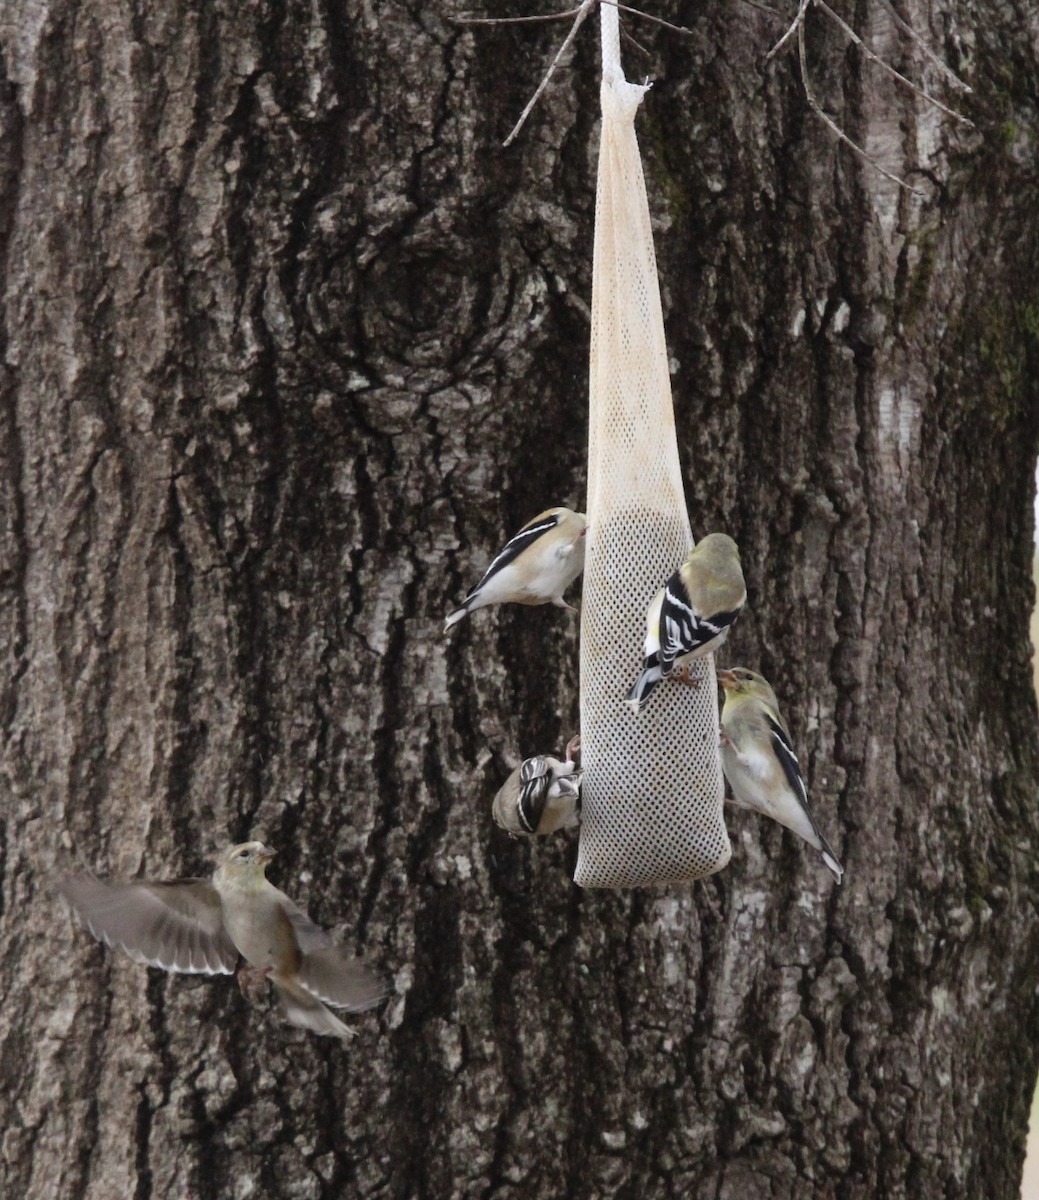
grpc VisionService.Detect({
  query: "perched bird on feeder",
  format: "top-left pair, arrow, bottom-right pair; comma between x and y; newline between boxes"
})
492,735 -> 583,836
625,532 -> 746,714
718,667 -> 843,883
55,841 -> 388,1039
444,507 -> 587,631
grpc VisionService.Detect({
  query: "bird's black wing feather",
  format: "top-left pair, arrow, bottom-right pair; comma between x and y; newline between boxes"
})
657,569 -> 740,673
516,756 -> 551,833
764,714 -> 809,808
465,515 -> 561,599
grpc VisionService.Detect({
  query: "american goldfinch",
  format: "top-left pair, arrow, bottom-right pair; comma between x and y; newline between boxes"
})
492,735 -> 583,835
445,507 -> 587,631
625,532 -> 746,714
718,668 -> 843,883
56,842 -> 388,1039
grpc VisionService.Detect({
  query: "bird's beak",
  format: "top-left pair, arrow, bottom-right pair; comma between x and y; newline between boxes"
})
257,846 -> 276,863
717,670 -> 738,690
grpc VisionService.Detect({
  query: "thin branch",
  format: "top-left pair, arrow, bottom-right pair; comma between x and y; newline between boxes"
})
737,0 -> 786,18
601,1 -> 693,35
815,0 -> 973,127
766,0 -> 810,63
876,0 -> 972,92
502,0 -> 597,147
621,25 -> 654,59
797,13 -> 921,193
451,8 -> 584,26
455,1 -> 696,38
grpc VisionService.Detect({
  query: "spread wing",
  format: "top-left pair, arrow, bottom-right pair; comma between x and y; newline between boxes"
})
658,571 -> 740,674
57,874 -> 238,975
764,714 -> 809,810
281,904 -> 389,1013
465,513 -> 561,598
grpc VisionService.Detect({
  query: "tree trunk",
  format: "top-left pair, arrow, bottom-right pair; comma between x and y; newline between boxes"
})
2,2 -> 1038,1198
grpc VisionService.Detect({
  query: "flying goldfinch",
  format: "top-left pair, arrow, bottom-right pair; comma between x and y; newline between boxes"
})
625,532 -> 746,714
718,668 -> 843,883
56,842 -> 388,1039
492,735 -> 582,835
444,507 -> 587,631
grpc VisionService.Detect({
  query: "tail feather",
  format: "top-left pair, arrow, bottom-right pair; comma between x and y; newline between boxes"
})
625,659 -> 664,715
444,604 -> 469,632
273,978 -> 357,1040
819,841 -> 844,885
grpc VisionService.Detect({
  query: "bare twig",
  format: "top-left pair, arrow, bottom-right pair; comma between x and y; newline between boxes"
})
621,25 -> 654,58
454,0 -> 693,38
876,0 -> 972,92
766,0 -> 810,63
738,0 -> 785,18
503,0 -> 597,147
601,1 -> 693,35
797,13 -> 921,193
451,8 -> 584,25
815,0 -> 973,126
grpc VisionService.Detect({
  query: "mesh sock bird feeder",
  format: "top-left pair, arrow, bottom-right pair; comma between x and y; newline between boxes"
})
575,7 -> 731,887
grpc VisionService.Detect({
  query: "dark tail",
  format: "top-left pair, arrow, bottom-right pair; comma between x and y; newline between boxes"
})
625,658 -> 664,715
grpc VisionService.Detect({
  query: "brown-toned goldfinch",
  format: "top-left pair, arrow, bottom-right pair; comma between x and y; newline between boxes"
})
57,842 -> 388,1039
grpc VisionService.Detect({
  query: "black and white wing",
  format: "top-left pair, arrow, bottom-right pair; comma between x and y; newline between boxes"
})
764,714 -> 843,881
657,571 -> 741,675
464,512 -> 562,600
764,714 -> 809,810
57,874 -> 238,975
514,755 -> 554,833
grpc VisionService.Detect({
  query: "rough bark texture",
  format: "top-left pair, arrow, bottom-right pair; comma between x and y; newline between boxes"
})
2,1 -> 1038,1198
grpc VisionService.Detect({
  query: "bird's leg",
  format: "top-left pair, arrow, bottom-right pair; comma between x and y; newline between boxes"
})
564,735 -> 582,764
238,965 -> 272,1004
553,597 -> 580,613
672,662 -> 702,689
719,731 -> 732,749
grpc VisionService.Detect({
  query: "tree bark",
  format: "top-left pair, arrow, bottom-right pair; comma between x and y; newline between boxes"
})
2,1 -> 1038,1198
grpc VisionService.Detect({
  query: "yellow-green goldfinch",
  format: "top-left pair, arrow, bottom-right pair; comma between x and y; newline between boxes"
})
625,532 -> 746,714
445,507 -> 587,631
492,735 -> 582,835
56,842 -> 388,1039
718,668 -> 843,883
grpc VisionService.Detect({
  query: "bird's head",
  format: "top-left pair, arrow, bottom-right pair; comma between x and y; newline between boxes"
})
554,508 -> 588,540
717,667 -> 779,708
690,532 -> 740,565
214,841 -> 276,890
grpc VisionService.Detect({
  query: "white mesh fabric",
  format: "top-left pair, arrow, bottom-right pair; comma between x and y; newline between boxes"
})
575,33 -> 731,888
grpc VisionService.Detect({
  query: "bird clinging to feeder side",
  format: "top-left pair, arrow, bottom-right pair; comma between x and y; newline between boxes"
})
625,532 -> 747,714
56,841 -> 389,1039
492,735 -> 583,836
444,507 -> 587,631
718,668 -> 843,883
